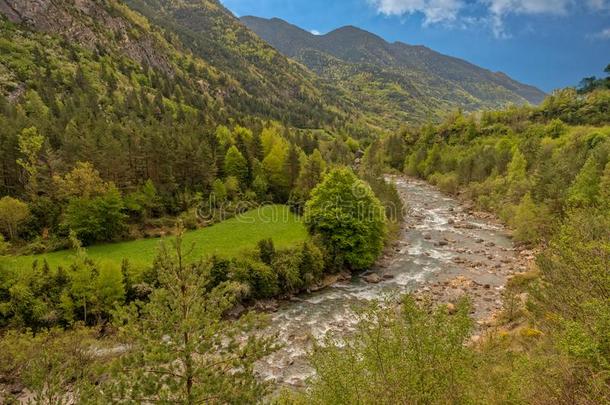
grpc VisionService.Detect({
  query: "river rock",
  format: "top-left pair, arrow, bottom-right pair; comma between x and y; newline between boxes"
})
382,274 -> 395,280
436,240 -> 449,246
254,299 -> 279,312
363,273 -> 382,284
423,233 -> 432,240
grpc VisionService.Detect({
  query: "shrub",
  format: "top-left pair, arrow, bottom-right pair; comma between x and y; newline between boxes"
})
429,172 -> 459,195
304,296 -> 475,404
231,258 -> 279,299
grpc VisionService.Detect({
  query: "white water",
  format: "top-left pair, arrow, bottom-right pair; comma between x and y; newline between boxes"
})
256,177 -> 516,387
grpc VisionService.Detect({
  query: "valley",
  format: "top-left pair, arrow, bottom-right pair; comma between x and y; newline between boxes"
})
0,0 -> 608,403
257,176 -> 525,388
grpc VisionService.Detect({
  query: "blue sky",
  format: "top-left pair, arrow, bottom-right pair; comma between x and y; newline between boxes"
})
221,0 -> 610,92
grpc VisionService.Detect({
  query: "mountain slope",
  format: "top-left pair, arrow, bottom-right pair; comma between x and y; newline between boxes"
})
0,0 -> 349,129
242,16 -> 546,125
120,0 -> 353,128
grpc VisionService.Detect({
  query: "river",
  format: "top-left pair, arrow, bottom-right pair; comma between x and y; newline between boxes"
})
255,176 -> 523,388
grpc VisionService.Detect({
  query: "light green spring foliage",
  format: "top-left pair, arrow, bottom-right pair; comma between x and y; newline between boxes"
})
293,297 -> 475,404
224,145 -> 249,186
0,196 -> 30,240
304,168 -> 386,270
0,327 -> 102,404
102,230 -> 277,404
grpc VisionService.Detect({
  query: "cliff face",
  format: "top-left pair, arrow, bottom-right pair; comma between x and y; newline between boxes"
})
0,0 -> 173,74
0,0 -> 350,129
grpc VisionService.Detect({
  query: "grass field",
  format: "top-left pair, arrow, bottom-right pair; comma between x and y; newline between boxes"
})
1,205 -> 307,271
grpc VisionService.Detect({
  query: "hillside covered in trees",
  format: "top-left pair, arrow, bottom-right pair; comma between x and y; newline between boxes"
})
0,0 -> 609,402
242,16 -> 546,128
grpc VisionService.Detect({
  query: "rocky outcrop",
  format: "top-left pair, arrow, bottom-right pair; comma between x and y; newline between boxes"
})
0,0 -> 173,74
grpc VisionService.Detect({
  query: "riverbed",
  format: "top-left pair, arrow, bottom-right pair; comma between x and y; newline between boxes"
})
255,176 -> 525,388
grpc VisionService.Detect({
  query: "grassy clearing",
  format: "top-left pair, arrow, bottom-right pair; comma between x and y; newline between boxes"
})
1,205 -> 307,271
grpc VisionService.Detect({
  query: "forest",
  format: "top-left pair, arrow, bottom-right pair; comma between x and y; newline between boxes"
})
0,0 -> 609,403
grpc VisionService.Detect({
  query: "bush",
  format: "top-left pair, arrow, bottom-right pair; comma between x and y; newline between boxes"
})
231,258 -> 279,299
303,296 -> 475,404
272,248 -> 303,293
429,172 -> 459,195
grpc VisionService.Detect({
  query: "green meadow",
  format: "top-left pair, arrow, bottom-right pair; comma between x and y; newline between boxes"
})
1,205 -> 307,271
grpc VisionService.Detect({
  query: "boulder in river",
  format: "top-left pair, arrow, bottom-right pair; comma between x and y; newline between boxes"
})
363,273 -> 382,284
253,299 -> 279,312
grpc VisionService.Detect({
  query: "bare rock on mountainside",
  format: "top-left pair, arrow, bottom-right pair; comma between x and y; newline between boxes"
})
0,0 -> 173,73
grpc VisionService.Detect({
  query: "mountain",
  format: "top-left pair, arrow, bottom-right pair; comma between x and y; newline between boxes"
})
0,0 -> 350,129
242,16 -> 547,126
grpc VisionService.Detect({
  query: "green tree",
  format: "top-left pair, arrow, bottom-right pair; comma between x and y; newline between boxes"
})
92,264 -> 125,323
567,156 -> 602,208
104,229 -> 275,403
0,196 -> 30,240
510,193 -> 553,244
211,179 -> 227,206
263,143 -> 289,201
63,186 -> 126,245
296,149 -> 326,198
304,168 -> 386,270
53,162 -> 110,200
506,147 -> 530,202
16,126 -> 45,195
302,296 -> 474,404
224,145 -> 248,185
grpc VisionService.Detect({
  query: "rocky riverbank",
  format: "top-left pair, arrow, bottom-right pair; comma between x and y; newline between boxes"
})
255,175 -> 532,387
372,176 -> 535,333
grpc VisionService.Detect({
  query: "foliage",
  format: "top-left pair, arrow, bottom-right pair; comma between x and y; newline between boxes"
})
304,168 -> 386,270
224,145 -> 249,186
102,230 -> 276,403
301,296 -> 475,404
0,327 -> 102,404
0,196 -> 30,240
63,186 -> 127,245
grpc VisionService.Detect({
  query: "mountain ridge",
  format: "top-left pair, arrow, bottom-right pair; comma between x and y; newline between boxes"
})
241,16 -> 546,125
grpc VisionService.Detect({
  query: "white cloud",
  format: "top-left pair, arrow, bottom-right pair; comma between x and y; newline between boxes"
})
484,0 -> 571,16
368,0 -> 465,25
593,27 -> 610,39
368,0 -> 609,37
484,0 -> 572,37
587,0 -> 610,11
310,29 -> 321,35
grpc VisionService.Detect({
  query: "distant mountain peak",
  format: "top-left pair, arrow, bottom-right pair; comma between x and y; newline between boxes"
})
242,15 -> 546,127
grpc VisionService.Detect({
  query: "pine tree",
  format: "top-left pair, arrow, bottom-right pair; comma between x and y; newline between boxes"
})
103,228 -> 276,404
224,146 -> 248,186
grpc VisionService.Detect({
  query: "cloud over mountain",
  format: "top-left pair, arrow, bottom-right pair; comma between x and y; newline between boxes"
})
369,0 -> 607,37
